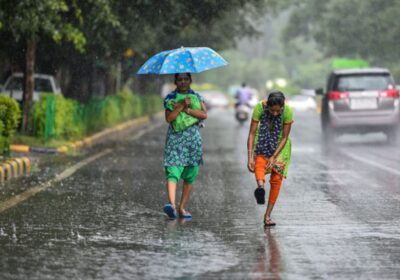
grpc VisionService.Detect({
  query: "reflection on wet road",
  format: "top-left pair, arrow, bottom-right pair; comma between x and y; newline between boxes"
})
0,109 -> 399,279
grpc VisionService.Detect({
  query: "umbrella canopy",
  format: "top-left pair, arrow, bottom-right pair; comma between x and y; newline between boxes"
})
137,47 -> 228,75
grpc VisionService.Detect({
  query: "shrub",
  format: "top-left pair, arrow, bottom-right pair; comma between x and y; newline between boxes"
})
34,94 -> 85,141
0,95 -> 21,154
32,90 -> 162,142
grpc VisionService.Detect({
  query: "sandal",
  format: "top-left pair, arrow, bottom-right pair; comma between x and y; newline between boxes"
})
179,209 -> 192,219
163,204 -> 177,219
263,214 -> 276,227
254,187 -> 266,204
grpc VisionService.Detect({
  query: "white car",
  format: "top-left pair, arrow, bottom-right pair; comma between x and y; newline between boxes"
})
1,72 -> 61,103
287,94 -> 317,111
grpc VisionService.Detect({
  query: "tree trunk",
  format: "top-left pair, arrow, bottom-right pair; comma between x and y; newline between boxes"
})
104,69 -> 115,96
22,38 -> 36,133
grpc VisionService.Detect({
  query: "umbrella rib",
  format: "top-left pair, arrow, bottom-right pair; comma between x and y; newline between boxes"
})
187,51 -> 198,73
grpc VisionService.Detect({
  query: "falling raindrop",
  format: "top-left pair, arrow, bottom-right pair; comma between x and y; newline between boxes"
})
0,227 -> 7,237
11,223 -> 17,243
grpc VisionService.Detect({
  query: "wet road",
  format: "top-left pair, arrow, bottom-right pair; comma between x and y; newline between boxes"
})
0,108 -> 399,279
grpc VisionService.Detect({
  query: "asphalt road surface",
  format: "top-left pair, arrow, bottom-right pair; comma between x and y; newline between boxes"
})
0,108 -> 399,280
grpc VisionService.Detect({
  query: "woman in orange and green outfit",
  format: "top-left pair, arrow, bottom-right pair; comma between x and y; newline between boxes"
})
247,91 -> 293,227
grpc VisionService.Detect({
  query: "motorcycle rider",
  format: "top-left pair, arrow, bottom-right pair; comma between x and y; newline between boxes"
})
235,82 -> 252,108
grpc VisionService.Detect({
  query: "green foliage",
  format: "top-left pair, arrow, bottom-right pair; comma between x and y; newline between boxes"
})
34,94 -> 85,141
285,0 -> 400,65
0,95 -> 21,154
33,90 -> 162,142
0,0 -> 86,49
0,96 -> 21,137
102,96 -> 121,127
117,89 -> 136,120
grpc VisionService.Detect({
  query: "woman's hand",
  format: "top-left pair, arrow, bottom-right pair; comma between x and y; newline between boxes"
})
173,102 -> 185,111
266,156 -> 276,169
184,97 -> 191,106
247,158 -> 255,173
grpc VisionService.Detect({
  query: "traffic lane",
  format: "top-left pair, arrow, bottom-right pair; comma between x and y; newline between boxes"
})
281,110 -> 400,279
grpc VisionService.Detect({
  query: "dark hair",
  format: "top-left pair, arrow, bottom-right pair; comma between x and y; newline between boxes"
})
174,72 -> 192,81
267,90 -> 285,107
241,82 -> 246,87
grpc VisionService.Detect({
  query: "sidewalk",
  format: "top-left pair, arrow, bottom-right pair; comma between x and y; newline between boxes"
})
0,113 -> 162,184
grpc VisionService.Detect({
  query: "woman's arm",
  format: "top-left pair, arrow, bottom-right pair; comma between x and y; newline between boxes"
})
184,101 -> 208,120
165,102 -> 185,123
266,122 -> 292,169
247,120 -> 259,172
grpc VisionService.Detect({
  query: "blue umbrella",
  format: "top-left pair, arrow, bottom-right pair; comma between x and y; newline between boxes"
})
137,47 -> 228,75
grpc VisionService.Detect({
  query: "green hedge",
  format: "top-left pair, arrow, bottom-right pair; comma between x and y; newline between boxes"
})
34,94 -> 85,141
33,90 -> 162,142
0,95 -> 21,154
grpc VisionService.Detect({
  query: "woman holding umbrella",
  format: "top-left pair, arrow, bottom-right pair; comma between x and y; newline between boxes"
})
137,47 -> 227,219
162,73 -> 207,219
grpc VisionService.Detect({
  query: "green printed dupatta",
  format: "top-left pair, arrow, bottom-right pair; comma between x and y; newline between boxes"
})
164,89 -> 202,132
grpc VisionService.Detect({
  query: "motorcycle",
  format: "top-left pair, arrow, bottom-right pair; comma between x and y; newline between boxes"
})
235,103 -> 251,124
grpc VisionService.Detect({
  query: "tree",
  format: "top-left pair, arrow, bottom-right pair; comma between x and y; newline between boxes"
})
0,0 -> 87,132
2,0 -> 280,104
284,0 -> 400,65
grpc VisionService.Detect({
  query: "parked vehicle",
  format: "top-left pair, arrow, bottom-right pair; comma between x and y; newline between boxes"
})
317,68 -> 400,143
1,73 -> 61,103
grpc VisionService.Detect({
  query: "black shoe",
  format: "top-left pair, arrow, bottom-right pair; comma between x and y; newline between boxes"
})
254,187 -> 265,204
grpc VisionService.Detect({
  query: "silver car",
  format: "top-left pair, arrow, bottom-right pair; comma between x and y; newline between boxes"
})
318,68 -> 400,143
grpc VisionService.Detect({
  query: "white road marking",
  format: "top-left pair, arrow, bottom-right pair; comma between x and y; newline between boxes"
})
0,149 -> 112,214
343,151 -> 400,177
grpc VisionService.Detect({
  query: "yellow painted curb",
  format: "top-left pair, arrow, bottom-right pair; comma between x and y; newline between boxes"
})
0,168 -> 4,184
7,160 -> 19,177
10,145 -> 30,153
67,143 -> 76,152
2,162 -> 13,180
9,114 -> 155,157
21,157 -> 31,174
13,158 -> 24,176
74,141 -> 84,149
0,157 -> 31,183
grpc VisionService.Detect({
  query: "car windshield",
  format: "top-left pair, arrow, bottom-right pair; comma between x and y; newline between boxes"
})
5,77 -> 23,90
334,74 -> 393,91
35,78 -> 53,92
5,76 -> 54,92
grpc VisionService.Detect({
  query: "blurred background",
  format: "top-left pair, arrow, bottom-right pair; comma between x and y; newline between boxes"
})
1,0 -> 400,147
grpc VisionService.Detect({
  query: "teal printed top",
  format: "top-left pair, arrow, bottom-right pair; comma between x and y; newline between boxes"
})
163,90 -> 204,167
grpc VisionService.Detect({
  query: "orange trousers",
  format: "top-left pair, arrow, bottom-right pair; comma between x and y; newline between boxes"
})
254,155 -> 283,204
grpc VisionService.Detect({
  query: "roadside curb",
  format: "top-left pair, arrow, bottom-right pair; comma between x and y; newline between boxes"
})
10,115 -> 152,154
0,157 -> 31,184
3,112 -> 162,184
